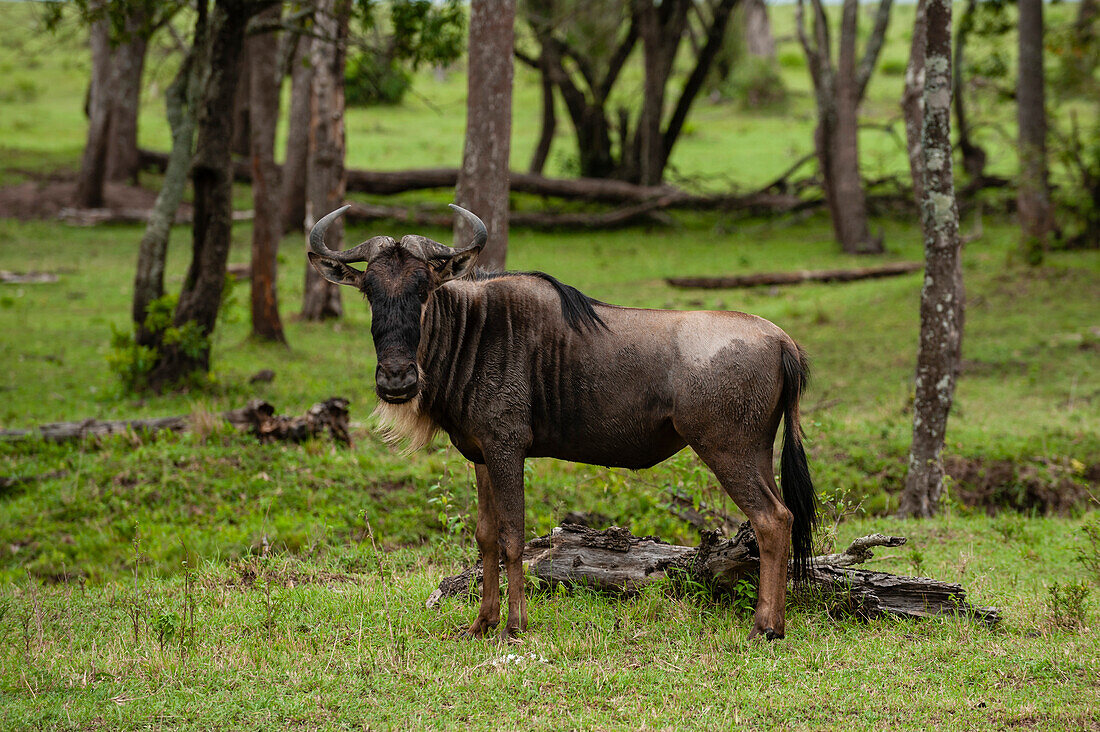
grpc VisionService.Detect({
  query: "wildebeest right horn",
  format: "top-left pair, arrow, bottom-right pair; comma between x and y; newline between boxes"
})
449,204 -> 488,251
309,205 -> 386,263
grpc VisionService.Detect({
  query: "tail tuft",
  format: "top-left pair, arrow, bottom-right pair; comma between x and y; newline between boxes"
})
780,342 -> 818,582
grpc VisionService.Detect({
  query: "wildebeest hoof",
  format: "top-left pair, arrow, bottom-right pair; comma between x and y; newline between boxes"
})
458,618 -> 499,640
748,625 -> 783,641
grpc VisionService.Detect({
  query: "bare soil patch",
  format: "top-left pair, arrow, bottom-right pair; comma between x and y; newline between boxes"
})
0,175 -> 179,220
945,455 -> 1097,514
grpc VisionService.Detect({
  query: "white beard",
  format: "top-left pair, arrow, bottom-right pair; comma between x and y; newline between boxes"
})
370,370 -> 438,454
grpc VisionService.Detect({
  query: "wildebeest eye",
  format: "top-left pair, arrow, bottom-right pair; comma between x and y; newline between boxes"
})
416,278 -> 430,302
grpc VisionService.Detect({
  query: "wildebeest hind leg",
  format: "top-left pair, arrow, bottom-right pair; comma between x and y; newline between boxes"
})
691,447 -> 793,640
465,464 -> 501,638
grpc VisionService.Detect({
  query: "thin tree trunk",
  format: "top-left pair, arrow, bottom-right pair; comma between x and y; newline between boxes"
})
743,0 -> 777,59
74,16 -> 112,208
633,0 -> 689,187
232,45 -> 252,158
454,0 -> 516,271
105,11 -> 148,184
1017,0 -> 1053,263
831,0 -> 878,254
133,27 -> 203,348
148,0 -> 256,390
301,0 -> 349,319
280,34 -> 313,234
248,6 -> 286,343
902,0 -> 928,211
798,0 -> 891,255
529,49 -> 556,175
900,0 -> 964,518
954,0 -> 986,186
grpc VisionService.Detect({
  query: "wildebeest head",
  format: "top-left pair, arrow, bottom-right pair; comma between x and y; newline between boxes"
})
307,204 -> 486,404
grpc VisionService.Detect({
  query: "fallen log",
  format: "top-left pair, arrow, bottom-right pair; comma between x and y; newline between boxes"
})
0,398 -> 351,446
667,261 -> 923,289
138,147 -> 684,205
426,523 -> 999,625
1,270 -> 59,284
57,207 -> 253,226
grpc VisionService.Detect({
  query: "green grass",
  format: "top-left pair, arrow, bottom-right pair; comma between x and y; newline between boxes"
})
1,1 -> 1100,727
2,515 -> 1098,729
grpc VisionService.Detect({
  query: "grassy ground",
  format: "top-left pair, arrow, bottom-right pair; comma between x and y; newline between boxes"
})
2,1 -> 1100,728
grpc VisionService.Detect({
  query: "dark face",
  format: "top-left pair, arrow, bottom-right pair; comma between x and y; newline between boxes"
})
306,217 -> 483,405
361,247 -> 437,404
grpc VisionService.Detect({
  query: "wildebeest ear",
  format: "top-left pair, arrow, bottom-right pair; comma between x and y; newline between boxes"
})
307,252 -> 362,287
434,245 -> 482,283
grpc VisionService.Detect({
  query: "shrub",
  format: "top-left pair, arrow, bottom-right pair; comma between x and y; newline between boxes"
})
722,56 -> 788,111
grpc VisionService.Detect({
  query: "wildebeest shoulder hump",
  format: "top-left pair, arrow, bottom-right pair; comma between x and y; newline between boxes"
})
473,270 -> 608,333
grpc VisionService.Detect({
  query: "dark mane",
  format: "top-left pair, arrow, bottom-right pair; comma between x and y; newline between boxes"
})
474,270 -> 608,333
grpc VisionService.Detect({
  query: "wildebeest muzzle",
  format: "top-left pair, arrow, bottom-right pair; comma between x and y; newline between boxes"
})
375,361 -> 419,403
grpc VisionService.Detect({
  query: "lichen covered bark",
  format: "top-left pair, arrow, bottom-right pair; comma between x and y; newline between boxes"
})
899,0 -> 964,518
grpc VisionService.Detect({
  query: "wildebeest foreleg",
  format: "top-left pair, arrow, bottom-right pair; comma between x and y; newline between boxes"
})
466,463 -> 501,638
696,449 -> 793,640
489,456 -> 528,640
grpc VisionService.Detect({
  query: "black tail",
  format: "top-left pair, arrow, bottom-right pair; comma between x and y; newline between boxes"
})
780,341 -> 818,581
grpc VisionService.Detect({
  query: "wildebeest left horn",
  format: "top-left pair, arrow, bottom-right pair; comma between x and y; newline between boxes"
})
309,205 -> 385,263
449,204 -> 488,251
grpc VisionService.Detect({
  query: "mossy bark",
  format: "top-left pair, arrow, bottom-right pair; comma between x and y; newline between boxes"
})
900,0 -> 965,518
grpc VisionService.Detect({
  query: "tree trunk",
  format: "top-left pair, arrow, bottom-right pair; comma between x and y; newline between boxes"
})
74,16 -> 112,209
830,0 -> 879,254
529,48 -> 556,175
902,0 -> 928,210
633,0 -> 689,186
147,0 -> 257,390
133,26 -> 203,347
301,0 -> 350,320
1017,0 -> 1053,264
105,12 -> 148,184
743,0 -> 777,59
954,0 -> 987,187
454,0 -> 516,271
248,6 -> 286,343
280,34 -> 313,234
231,44 -> 252,158
899,0 -> 964,518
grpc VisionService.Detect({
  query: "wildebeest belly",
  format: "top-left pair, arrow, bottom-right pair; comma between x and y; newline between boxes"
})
525,345 -> 686,469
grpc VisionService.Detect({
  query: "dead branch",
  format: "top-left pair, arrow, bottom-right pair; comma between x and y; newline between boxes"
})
666,261 -> 922,289
426,523 -> 999,625
0,398 -> 350,446
1,271 -> 59,284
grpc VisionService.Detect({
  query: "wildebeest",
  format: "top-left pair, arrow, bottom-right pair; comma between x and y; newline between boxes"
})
308,204 -> 817,641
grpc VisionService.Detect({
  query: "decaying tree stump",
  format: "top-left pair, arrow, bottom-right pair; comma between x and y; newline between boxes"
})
426,523 -> 999,625
0,398 -> 351,446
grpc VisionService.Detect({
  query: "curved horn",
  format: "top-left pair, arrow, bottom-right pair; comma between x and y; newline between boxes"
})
448,203 -> 488,251
309,205 -> 386,263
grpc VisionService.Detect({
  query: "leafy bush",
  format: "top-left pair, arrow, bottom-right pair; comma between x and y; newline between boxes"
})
1046,581 -> 1090,630
345,53 -> 413,107
721,56 -> 788,111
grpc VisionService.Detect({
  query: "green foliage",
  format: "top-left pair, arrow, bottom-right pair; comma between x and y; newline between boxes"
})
1046,581 -> 1091,630
1078,517 -> 1100,583
346,52 -> 413,106
346,0 -> 464,107
878,58 -> 907,77
1052,114 -> 1100,250
719,56 -> 788,111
